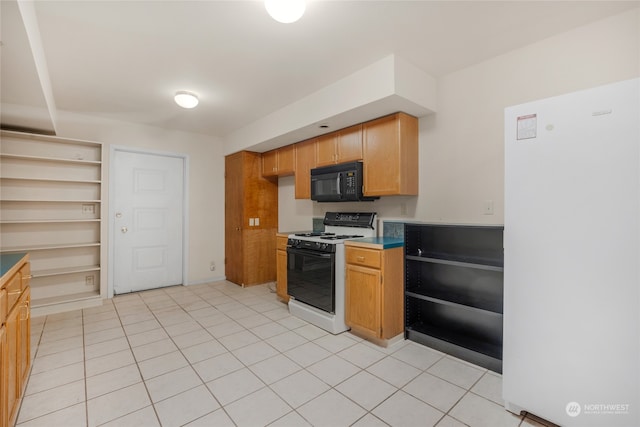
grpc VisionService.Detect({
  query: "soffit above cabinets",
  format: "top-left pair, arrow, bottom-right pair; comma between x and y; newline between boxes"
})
223,55 -> 437,155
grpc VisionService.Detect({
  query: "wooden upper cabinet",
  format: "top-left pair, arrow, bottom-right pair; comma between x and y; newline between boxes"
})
315,133 -> 337,167
315,124 -> 363,167
262,145 -> 295,177
337,124 -> 363,163
262,150 -> 278,177
363,112 -> 418,196
277,145 -> 295,175
294,138 -> 317,199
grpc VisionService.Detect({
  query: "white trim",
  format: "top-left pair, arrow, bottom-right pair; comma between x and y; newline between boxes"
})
187,276 -> 227,286
107,145 -> 189,298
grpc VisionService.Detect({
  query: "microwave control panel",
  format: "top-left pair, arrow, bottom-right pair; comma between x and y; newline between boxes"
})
345,171 -> 356,195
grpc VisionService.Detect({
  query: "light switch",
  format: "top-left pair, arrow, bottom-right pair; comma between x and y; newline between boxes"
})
255,217 -> 260,226
249,218 -> 255,226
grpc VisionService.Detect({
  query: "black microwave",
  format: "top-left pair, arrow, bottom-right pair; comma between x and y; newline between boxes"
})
310,161 -> 379,202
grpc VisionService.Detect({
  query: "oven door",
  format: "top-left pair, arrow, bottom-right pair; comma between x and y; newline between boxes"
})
286,246 -> 335,313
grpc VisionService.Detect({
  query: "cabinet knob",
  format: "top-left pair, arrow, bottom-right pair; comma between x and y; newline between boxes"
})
357,256 -> 365,262
121,226 -> 128,233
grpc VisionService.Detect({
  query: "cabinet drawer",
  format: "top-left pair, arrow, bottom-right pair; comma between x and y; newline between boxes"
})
20,263 -> 31,291
276,236 -> 289,251
5,273 -> 22,313
346,247 -> 381,269
0,288 -> 6,324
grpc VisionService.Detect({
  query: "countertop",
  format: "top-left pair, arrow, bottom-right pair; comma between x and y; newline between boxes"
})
0,253 -> 28,280
345,237 -> 404,250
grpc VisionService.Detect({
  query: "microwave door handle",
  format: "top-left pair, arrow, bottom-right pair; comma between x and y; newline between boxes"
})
336,173 -> 341,196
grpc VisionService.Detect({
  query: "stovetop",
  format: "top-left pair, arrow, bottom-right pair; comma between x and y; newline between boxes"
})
289,212 -> 376,246
293,232 -> 365,240
321,234 -> 364,240
294,232 -> 334,237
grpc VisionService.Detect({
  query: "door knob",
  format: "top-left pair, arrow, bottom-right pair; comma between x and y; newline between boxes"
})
121,226 -> 128,233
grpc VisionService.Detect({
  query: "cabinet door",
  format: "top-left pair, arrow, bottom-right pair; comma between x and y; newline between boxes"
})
5,302 -> 18,426
262,150 -> 278,177
294,139 -> 316,199
18,289 -> 30,388
225,153 -> 246,285
315,133 -> 337,167
336,124 -> 362,163
276,145 -> 295,176
363,113 -> 418,196
0,326 -> 7,427
0,289 -> 6,326
276,249 -> 289,302
345,264 -> 381,338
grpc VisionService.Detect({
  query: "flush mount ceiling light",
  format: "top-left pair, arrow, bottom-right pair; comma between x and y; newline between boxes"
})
265,0 -> 305,23
174,91 -> 199,109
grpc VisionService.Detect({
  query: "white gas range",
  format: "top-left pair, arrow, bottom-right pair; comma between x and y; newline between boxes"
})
286,212 -> 377,334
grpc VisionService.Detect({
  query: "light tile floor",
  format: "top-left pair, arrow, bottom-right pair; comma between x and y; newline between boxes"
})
17,281 -> 556,427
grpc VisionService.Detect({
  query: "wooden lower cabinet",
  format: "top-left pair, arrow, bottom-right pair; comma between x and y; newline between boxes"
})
275,235 -> 289,303
0,325 -> 7,427
17,289 -> 30,391
1,254 -> 31,427
345,244 -> 403,344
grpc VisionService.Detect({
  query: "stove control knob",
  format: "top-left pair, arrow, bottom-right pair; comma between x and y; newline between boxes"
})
321,243 -> 329,250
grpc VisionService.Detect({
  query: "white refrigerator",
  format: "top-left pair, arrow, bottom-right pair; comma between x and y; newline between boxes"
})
503,78 -> 639,427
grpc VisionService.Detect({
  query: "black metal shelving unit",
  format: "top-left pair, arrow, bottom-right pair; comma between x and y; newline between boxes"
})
404,223 -> 504,373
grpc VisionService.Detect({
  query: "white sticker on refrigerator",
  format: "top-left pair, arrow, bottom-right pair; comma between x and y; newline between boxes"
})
517,114 -> 537,140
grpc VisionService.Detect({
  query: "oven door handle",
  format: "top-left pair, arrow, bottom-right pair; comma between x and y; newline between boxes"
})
287,248 -> 333,258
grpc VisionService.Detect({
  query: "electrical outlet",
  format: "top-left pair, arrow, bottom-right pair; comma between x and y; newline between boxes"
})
400,203 -> 408,216
254,217 -> 260,226
249,218 -> 255,226
210,261 -> 216,271
82,204 -> 95,214
85,275 -> 94,286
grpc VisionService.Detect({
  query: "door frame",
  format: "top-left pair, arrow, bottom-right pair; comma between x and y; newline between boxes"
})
107,146 -> 189,298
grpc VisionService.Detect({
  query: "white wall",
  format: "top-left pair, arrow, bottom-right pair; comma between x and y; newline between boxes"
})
54,111 -> 225,285
39,7 -> 640,286
278,7 -> 640,232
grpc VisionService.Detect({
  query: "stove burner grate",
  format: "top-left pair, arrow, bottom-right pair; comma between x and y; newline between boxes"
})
295,232 -> 335,237
320,234 -> 364,240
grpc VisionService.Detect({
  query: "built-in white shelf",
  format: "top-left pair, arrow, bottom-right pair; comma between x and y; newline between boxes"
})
0,130 -> 105,315
0,153 -> 102,165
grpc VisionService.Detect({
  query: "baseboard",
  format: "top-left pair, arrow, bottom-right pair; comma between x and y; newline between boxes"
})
185,275 -> 227,286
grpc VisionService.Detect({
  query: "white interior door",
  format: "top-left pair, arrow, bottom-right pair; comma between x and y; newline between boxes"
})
112,150 -> 184,294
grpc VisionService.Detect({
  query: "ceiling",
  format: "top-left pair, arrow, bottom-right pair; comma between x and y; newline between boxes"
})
1,1 -> 636,139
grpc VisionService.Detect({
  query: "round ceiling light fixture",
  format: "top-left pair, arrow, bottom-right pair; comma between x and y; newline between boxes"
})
174,91 -> 199,109
265,0 -> 305,23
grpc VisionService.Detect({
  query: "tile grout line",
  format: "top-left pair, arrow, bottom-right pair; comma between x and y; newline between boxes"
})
17,282 -> 520,427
